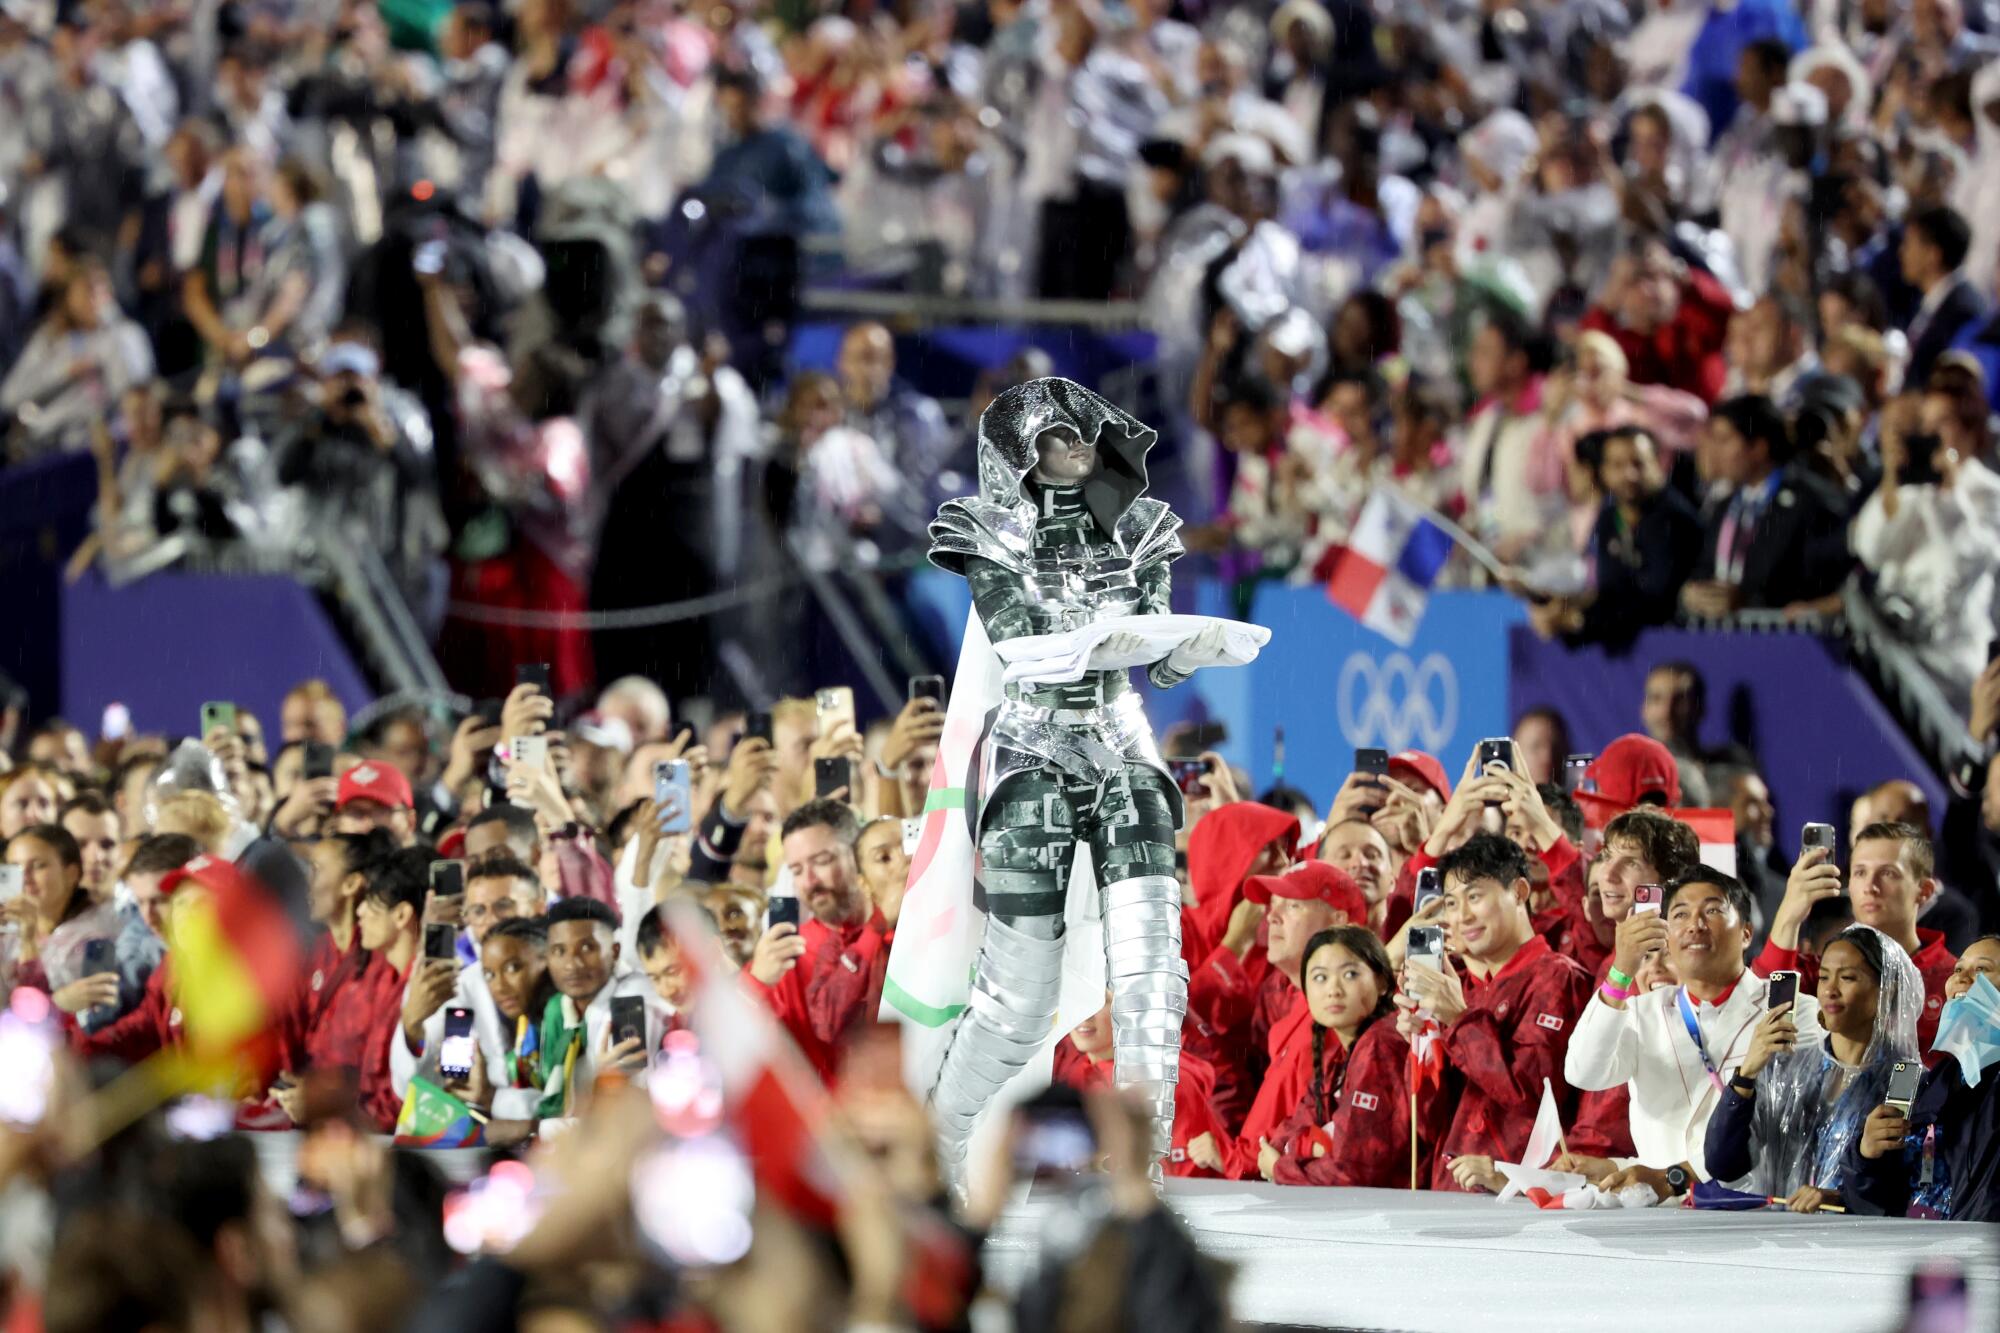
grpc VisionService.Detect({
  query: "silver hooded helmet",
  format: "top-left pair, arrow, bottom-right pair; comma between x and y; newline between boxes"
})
971,378 -> 1158,536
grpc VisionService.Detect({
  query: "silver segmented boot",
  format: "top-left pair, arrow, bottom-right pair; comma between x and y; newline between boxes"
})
1103,872 -> 1187,1177
930,913 -> 1065,1184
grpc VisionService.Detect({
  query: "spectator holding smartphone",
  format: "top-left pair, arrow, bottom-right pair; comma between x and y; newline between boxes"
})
1566,868 -> 1826,1197
1845,936 -> 2000,1219
532,897 -> 660,1120
1757,822 -> 1959,1058
1706,925 -> 1923,1211
1393,834 -> 1594,1193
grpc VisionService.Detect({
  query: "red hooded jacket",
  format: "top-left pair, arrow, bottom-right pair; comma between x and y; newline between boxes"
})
1181,803 -> 1300,1126
1215,985 -> 1318,1178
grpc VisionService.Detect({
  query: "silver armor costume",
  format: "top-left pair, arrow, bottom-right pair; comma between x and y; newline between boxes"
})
926,378 -> 1193,1181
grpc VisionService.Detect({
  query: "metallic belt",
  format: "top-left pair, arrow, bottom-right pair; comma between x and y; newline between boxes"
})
999,692 -> 1146,730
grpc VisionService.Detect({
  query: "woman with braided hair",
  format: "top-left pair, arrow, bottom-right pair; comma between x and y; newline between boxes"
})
1257,925 -> 1418,1187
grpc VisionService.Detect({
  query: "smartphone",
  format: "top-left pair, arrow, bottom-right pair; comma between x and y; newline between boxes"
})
80,937 -> 116,1027
1013,1093 -> 1096,1179
1989,637 -> 2000,667
1802,823 -> 1837,857
302,740 -> 335,781
424,923 -> 458,963
0,865 -> 21,903
1563,754 -> 1595,794
1885,1059 -> 1924,1113
1354,747 -> 1389,781
413,238 -> 448,276
610,995 -> 649,1051
1766,970 -> 1799,1012
101,701 -> 131,742
200,700 -> 237,738
745,711 -> 774,745
815,686 -> 856,737
1407,925 -> 1446,971
1413,867 -> 1443,916
515,663 -> 551,698
439,1006 -> 476,1080
429,860 -> 466,903
654,759 -> 693,835
513,734 -> 549,772
1632,883 -> 1664,914
769,894 -> 801,931
1168,757 -> 1209,796
1477,738 -> 1512,772
0,1007 -> 58,1127
908,675 -> 946,707
901,817 -> 923,855
814,756 -> 854,800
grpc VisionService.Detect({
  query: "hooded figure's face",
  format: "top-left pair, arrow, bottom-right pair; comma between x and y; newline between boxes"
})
1031,426 -> 1098,484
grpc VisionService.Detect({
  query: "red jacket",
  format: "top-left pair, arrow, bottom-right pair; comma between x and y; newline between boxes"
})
1181,803 -> 1300,962
747,910 -> 891,1083
1424,935 -> 1594,1191
1579,266 -> 1734,404
281,929 -> 378,1075
1217,985 -> 1317,1179
1754,928 -> 1957,1065
1185,948 -> 1296,1131
1050,1038 -> 1227,1177
70,963 -> 181,1064
1269,1019 -> 1418,1188
356,953 -> 418,1131
1565,957 -> 1636,1159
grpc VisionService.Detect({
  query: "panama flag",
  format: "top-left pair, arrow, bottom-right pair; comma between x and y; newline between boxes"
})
1324,488 -> 1456,646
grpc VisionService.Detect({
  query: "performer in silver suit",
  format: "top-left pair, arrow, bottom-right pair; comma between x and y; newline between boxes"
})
926,377 -> 1232,1179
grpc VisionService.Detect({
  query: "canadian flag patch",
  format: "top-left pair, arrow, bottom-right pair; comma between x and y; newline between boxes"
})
1536,1013 -> 1565,1032
1171,1147 -> 1186,1162
1350,1092 -> 1380,1112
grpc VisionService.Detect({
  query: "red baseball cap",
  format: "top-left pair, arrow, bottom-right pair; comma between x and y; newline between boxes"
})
1574,734 -> 1681,825
1389,750 -> 1451,802
160,854 -> 244,899
1243,861 -> 1369,924
337,761 -> 414,811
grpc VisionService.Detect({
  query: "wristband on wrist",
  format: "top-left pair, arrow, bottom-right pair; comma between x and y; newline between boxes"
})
1606,966 -> 1635,989
1599,981 -> 1632,1002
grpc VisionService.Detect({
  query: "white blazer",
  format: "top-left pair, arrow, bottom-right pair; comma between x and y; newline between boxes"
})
1565,972 -> 1825,1181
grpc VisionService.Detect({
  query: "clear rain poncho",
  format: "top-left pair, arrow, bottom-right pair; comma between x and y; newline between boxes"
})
1738,926 -> 1922,1198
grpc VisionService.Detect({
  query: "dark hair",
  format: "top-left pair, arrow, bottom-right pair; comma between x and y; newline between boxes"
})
467,803 -> 538,849
1223,375 -> 1285,417
1480,306 -> 1534,356
8,823 -> 80,869
124,832 -> 203,878
1602,809 -> 1700,881
1825,924 -> 1889,982
1649,659 -> 1708,715
548,896 -> 620,930
1714,394 -> 1793,466
780,797 -> 861,848
359,846 -> 429,917
1436,833 -> 1533,894
468,851 -> 540,892
714,66 -> 764,100
1741,36 -> 1792,81
1661,866 -> 1755,923
1301,926 -> 1396,1124
1908,205 -> 1973,273
1853,820 -> 1935,882
145,1133 -> 259,1251
487,915 -> 548,948
43,1207 -> 201,1333
330,828 -> 398,878
636,903 -> 676,957
1539,784 -> 1585,844
58,791 -> 113,821
1803,893 -> 1856,951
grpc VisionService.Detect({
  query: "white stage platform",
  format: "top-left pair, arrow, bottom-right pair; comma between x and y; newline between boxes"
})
987,1181 -> 2000,1331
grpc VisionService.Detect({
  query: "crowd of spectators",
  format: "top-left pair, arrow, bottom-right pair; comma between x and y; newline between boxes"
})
5,0 -> 2000,719
0,635 -> 1991,1328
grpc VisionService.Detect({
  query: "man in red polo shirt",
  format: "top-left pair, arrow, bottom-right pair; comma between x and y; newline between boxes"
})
1756,820 -> 1958,1060
1396,833 -> 1594,1192
1184,861 -> 1370,1178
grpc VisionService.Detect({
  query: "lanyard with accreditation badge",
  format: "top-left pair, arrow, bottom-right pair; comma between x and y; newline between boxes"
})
1674,987 -> 1728,1094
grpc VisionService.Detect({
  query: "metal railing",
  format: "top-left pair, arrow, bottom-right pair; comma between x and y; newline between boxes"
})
1843,583 -> 1983,783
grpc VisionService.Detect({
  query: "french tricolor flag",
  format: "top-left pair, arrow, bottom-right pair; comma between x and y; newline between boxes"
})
1324,488 -> 1455,646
